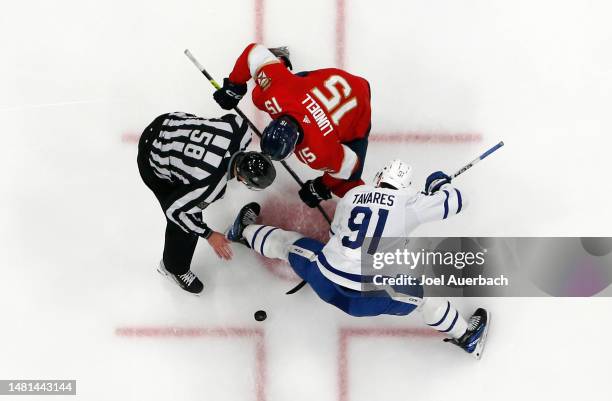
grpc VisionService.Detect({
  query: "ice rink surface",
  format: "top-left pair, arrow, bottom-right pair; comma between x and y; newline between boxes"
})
2,1 -> 612,400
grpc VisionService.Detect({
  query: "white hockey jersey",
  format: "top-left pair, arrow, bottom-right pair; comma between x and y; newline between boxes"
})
318,184 -> 466,290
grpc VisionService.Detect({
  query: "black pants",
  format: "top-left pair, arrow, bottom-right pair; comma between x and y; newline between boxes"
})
137,115 -> 198,275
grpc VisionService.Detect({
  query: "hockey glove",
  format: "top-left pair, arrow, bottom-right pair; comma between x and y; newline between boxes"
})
299,177 -> 332,208
425,171 -> 451,194
213,78 -> 248,110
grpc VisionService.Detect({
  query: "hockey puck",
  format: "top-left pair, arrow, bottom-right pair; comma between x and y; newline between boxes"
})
254,310 -> 267,322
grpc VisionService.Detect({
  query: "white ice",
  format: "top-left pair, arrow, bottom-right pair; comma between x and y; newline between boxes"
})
1,0 -> 611,400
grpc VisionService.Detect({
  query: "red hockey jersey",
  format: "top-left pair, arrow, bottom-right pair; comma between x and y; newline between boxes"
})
228,43 -> 371,195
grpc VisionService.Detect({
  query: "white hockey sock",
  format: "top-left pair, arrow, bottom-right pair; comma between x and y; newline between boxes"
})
419,297 -> 468,339
242,224 -> 303,261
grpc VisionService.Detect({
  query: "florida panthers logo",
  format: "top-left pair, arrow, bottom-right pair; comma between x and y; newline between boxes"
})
257,71 -> 272,90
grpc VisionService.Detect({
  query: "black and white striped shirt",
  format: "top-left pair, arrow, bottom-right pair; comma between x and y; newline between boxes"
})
148,112 -> 252,237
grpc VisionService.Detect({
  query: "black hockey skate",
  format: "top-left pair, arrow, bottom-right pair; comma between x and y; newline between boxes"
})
443,308 -> 490,359
227,202 -> 261,246
157,261 -> 203,295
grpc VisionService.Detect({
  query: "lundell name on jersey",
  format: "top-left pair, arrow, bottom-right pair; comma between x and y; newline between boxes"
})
302,93 -> 334,136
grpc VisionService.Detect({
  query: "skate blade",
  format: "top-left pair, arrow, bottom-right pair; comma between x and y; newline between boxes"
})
472,311 -> 490,360
156,266 -> 203,297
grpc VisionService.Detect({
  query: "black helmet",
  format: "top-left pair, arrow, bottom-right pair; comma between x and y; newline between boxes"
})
234,151 -> 276,190
261,116 -> 301,161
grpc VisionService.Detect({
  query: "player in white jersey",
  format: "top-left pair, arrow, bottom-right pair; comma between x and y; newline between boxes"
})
228,159 -> 489,358
321,162 -> 464,286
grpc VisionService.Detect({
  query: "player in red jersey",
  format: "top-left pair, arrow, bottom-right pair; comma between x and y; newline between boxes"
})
213,43 -> 372,208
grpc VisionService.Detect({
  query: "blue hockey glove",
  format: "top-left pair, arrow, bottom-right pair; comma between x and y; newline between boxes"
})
425,171 -> 451,194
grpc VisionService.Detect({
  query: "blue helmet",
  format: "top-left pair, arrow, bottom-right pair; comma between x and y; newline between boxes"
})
261,116 -> 301,161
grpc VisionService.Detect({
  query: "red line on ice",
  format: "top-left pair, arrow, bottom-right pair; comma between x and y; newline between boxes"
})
253,0 -> 266,130
121,0 -> 482,145
121,131 -> 481,144
254,0 -> 265,44
121,132 -> 141,143
336,0 -> 346,69
371,132 -> 482,143
338,327 -> 441,401
116,326 -> 266,401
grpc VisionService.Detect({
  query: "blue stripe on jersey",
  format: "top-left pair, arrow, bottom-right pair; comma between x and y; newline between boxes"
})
455,189 -> 462,213
250,225 -> 268,249
443,190 -> 450,219
318,253 -> 372,284
441,310 -> 459,333
260,227 -> 279,257
428,301 -> 451,327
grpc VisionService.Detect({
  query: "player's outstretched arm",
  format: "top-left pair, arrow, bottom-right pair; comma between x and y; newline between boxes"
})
229,43 -> 281,83
213,43 -> 282,110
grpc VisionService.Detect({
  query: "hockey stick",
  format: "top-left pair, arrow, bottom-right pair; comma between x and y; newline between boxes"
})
289,142 -> 504,295
452,141 -> 504,179
184,49 -> 330,295
184,49 -> 332,225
